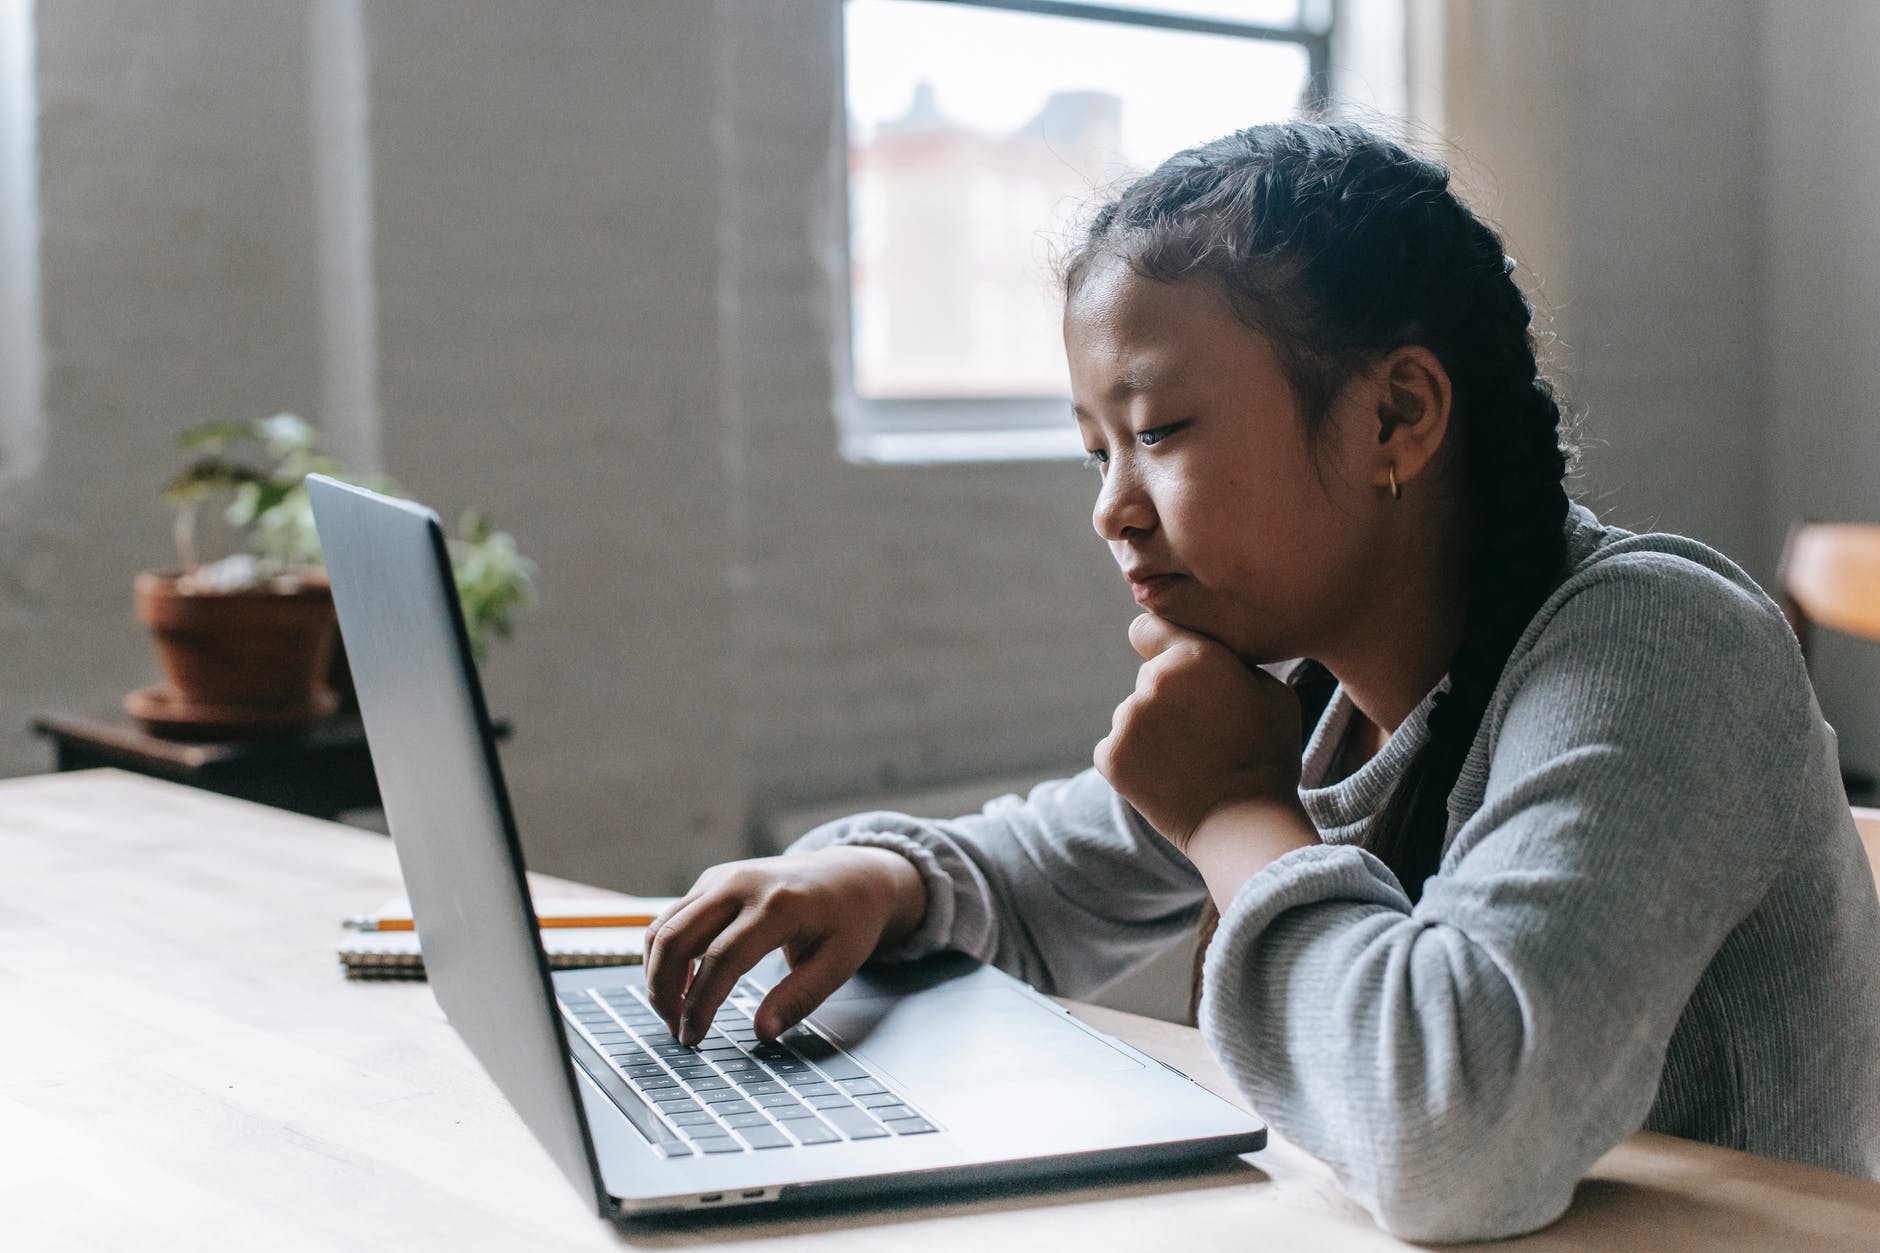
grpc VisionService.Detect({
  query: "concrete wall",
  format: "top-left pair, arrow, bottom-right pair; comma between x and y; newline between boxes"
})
2,0 -> 324,779
5,1 -> 1878,917
1437,0 -> 1770,571
1763,0 -> 1880,783
0,0 -> 1129,900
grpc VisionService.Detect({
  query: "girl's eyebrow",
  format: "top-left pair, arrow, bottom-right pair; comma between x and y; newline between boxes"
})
1072,361 -> 1186,424
1112,361 -> 1196,404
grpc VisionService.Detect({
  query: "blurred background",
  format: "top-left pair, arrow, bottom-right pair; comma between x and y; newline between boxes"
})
0,0 -> 1874,937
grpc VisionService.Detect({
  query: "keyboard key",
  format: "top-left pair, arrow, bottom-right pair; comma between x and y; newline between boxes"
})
788,1080 -> 835,1095
687,1076 -> 730,1092
754,1092 -> 803,1110
635,1077 -> 680,1093
653,1098 -> 702,1115
788,1119 -> 840,1145
671,1064 -> 716,1080
784,1033 -> 868,1080
770,1105 -> 819,1121
869,1104 -> 913,1120
821,1106 -> 889,1140
623,1064 -> 667,1080
738,1125 -> 792,1150
839,1079 -> 887,1097
883,1117 -> 937,1135
700,1089 -> 747,1105
668,1111 -> 718,1127
691,1136 -> 744,1154
653,1141 -> 693,1158
769,1060 -> 814,1075
806,1094 -> 854,1110
713,1099 -> 757,1116
738,1080 -> 786,1096
854,1092 -> 904,1109
722,1111 -> 772,1129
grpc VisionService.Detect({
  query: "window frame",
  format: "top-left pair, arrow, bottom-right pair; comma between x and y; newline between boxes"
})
833,0 -> 1333,466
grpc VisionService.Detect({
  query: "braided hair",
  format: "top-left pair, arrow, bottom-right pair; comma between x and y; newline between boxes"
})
1065,122 -> 1573,903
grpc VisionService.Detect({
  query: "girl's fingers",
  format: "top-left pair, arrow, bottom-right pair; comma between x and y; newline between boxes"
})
643,893 -> 741,1033
638,893 -> 694,986
677,912 -> 799,1046
751,928 -> 876,1041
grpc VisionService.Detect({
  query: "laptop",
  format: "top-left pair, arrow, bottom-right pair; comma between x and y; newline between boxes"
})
306,473 -> 1266,1218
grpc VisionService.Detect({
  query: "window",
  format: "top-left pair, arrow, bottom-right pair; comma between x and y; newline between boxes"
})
837,0 -> 1332,464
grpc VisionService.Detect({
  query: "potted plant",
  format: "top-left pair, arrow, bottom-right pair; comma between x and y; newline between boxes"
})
131,414 -> 537,738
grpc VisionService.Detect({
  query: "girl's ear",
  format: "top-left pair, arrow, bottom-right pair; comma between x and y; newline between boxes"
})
1370,345 -> 1452,488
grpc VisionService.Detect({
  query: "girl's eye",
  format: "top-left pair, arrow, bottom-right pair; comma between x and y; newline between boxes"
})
1082,448 -> 1108,471
1137,423 -> 1180,447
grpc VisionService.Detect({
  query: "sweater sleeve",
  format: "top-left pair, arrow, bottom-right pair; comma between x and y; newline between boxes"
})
785,768 -> 1208,1000
1199,553 -> 1815,1243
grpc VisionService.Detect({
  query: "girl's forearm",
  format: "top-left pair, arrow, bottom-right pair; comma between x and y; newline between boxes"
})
1184,797 -> 1321,912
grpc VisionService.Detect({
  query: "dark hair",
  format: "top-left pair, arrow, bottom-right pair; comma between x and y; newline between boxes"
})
1065,121 -> 1572,902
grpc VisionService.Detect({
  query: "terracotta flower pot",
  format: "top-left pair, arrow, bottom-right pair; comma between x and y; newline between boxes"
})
131,569 -> 339,734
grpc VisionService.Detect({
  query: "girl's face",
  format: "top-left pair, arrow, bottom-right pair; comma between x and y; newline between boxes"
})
1065,257 -> 1387,665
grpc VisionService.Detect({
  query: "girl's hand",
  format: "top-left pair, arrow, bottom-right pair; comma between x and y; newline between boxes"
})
642,846 -> 925,1046
1095,612 -> 1305,853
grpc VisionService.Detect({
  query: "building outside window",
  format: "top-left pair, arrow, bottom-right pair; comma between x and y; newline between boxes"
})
838,0 -> 1336,464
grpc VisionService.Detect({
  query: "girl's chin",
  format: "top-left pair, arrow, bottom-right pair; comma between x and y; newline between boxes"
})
1185,619 -> 1295,668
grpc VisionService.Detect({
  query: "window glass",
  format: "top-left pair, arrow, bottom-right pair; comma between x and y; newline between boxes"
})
845,0 -> 1312,400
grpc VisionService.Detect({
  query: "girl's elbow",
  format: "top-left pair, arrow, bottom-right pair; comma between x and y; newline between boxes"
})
1355,1142 -> 1577,1243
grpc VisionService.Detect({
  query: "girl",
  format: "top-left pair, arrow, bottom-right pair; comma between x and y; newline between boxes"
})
643,121 -> 1880,1242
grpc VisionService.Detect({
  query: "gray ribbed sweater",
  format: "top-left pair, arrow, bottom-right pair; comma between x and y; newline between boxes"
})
789,502 -> 1880,1242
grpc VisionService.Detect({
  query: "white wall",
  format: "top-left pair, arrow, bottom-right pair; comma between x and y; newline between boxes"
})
1763,0 -> 1880,784
1437,0 -> 1770,570
4,0 -> 1874,908
0,0 -> 1132,898
1,0 -> 324,777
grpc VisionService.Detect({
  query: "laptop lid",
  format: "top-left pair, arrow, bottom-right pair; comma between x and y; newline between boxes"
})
306,474 -> 611,1216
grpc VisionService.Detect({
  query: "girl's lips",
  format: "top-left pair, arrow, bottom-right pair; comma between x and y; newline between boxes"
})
1129,573 -> 1183,605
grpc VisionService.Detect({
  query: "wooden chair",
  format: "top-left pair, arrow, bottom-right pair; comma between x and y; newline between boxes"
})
1777,522 -> 1880,803
1854,808 -> 1880,901
1777,522 -> 1880,657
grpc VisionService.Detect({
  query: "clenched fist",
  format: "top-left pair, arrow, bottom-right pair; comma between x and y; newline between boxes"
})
1095,612 -> 1305,853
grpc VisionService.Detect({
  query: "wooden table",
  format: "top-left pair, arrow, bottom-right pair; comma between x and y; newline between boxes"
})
3,770 -> 1877,1251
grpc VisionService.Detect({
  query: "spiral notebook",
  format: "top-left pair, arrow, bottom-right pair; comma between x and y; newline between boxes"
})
338,895 -> 675,980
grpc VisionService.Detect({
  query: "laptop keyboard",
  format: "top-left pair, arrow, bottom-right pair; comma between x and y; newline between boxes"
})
557,980 -> 937,1158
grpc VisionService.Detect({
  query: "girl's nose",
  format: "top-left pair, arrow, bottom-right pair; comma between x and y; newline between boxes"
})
1092,463 -> 1155,542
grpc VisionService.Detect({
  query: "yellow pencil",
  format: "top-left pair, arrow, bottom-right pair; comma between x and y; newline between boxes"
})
345,911 -> 657,932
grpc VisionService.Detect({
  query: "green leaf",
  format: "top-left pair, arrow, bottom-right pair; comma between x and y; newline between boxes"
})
175,421 -> 255,454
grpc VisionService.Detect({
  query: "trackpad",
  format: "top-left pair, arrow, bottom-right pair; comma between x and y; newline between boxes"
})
809,987 -> 1142,1088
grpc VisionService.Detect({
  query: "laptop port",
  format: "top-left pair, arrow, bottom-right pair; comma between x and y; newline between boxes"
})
741,1189 -> 765,1199
699,1193 -> 723,1204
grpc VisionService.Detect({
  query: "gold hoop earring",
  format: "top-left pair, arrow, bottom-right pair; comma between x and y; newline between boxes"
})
1388,465 -> 1402,500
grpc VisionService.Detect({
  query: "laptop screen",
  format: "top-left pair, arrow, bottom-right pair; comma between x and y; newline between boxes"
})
307,475 -> 609,1214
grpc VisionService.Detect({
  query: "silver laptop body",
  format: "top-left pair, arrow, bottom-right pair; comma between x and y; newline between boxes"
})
307,474 -> 1266,1218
